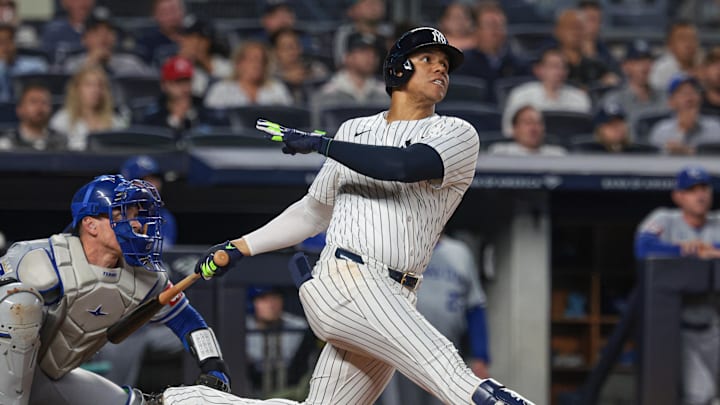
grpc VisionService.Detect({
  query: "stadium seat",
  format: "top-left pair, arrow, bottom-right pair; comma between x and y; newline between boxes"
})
633,110 -> 671,143
541,110 -> 594,142
318,104 -> 388,134
508,26 -> 554,57
477,131 -> 509,151
113,75 -> 162,106
185,127 -> 271,148
16,47 -> 50,65
436,102 -> 502,132
228,105 -> 312,131
444,75 -> 487,104
86,126 -> 178,152
696,142 -> 720,155
13,72 -> 70,99
570,138 -> 660,154
0,102 -> 18,124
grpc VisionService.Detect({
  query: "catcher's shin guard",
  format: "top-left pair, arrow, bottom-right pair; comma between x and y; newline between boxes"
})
0,278 -> 43,405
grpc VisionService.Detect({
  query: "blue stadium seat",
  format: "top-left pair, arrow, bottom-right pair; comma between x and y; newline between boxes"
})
696,142 -> 720,155
445,75 -> 487,104
13,72 -> 70,99
318,104 -> 388,134
541,110 -> 594,142
0,102 -> 18,125
185,127 -> 271,148
229,105 -> 312,131
113,75 -> 162,106
436,102 -> 502,132
86,126 -> 178,152
633,110 -> 671,143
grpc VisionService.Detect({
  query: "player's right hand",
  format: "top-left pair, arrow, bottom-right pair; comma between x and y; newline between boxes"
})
256,118 -> 330,155
194,241 -> 243,280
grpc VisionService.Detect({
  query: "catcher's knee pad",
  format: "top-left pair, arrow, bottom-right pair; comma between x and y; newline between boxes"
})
0,278 -> 43,405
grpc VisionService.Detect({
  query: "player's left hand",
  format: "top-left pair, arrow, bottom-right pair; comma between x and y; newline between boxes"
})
256,118 -> 330,155
194,241 -> 243,280
195,371 -> 231,393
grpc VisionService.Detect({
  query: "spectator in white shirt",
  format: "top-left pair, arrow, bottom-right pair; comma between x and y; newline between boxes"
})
649,20 -> 701,96
50,64 -> 126,150
63,7 -> 151,77
490,105 -> 567,156
204,40 -> 292,109
502,47 -> 591,136
313,31 -> 388,107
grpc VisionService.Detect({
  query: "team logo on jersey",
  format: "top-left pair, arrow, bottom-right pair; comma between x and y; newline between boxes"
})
643,221 -> 663,235
87,305 -> 108,316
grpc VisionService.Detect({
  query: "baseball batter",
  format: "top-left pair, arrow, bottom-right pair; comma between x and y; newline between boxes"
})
165,27 -> 533,405
0,175 -> 230,405
635,165 -> 720,405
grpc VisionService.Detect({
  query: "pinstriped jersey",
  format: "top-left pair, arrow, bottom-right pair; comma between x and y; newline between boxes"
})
309,111 -> 479,274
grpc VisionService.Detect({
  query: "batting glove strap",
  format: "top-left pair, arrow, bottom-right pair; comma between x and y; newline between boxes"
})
195,371 -> 231,393
195,241 -> 243,280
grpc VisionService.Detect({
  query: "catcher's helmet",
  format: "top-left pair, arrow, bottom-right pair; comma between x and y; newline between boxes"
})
383,27 -> 464,95
70,174 -> 165,271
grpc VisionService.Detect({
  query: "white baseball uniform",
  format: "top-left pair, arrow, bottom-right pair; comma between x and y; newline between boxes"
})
163,111 -> 481,405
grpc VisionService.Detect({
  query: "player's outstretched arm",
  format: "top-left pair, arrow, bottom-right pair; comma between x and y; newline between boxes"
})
256,119 -> 444,182
194,196 -> 332,280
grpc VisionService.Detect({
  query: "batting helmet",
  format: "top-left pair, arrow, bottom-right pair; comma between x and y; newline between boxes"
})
70,175 -> 165,271
383,27 -> 464,95
121,155 -> 161,180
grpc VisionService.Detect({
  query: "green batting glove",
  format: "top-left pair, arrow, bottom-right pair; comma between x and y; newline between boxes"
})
194,241 -> 244,280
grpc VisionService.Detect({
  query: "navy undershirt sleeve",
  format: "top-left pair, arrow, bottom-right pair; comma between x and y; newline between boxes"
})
325,140 -> 444,182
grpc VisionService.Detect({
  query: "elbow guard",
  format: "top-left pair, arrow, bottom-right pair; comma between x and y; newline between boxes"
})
186,328 -> 231,390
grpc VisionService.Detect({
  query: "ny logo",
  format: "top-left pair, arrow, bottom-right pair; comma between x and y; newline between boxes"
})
431,29 -> 447,44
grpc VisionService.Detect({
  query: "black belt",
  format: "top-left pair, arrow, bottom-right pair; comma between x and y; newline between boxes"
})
334,248 -> 421,290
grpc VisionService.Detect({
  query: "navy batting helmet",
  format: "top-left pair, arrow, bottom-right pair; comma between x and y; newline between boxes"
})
121,155 -> 161,180
383,27 -> 464,95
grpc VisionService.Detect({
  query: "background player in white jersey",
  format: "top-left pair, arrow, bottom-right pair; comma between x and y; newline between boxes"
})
0,174 -> 230,405
635,165 -> 720,405
381,233 -> 491,405
161,27 -> 532,405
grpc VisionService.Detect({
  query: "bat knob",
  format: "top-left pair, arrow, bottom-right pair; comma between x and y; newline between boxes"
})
213,250 -> 230,267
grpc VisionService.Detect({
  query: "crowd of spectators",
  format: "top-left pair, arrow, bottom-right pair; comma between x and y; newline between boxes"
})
1,0 -> 720,156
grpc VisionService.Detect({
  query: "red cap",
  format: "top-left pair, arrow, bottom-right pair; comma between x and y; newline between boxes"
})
161,56 -> 193,81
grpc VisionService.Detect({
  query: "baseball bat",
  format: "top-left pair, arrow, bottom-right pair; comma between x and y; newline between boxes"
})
106,250 -> 229,344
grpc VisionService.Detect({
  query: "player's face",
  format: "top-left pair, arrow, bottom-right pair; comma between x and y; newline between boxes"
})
237,45 -> 267,83
79,72 -> 104,108
405,49 -> 450,104
598,119 -> 628,145
17,88 -> 51,127
253,293 -> 283,323
676,184 -> 713,216
162,78 -> 192,100
513,107 -> 545,149
670,83 -> 701,112
112,205 -> 145,235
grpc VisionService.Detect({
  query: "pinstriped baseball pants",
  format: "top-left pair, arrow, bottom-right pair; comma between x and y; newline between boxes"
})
162,258 -> 482,405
